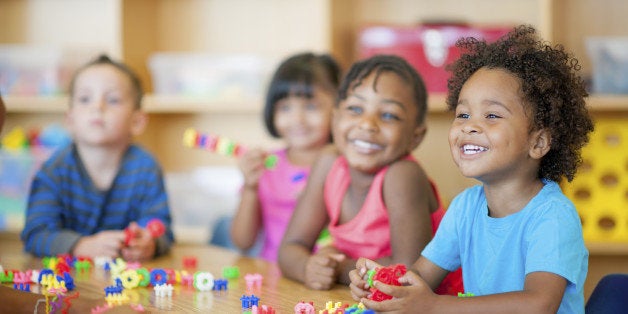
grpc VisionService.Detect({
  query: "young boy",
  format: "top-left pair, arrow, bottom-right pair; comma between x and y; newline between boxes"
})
349,25 -> 593,313
21,55 -> 174,262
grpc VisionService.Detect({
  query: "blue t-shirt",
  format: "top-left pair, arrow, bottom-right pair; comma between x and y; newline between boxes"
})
422,180 -> 588,314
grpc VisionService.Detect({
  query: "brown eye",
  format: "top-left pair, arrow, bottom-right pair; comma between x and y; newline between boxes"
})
381,112 -> 400,121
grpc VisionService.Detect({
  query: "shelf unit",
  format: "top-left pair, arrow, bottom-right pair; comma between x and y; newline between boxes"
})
3,0 -> 628,195
5,94 -> 628,114
2,0 -> 628,298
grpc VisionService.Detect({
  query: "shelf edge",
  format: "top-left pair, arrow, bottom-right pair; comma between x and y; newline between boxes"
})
4,93 -> 627,114
587,94 -> 628,111
5,96 -> 68,113
586,242 -> 628,255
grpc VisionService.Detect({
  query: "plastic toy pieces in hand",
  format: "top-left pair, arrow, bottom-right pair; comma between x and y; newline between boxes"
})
124,218 -> 166,246
182,128 -> 278,169
367,263 -> 407,302
146,219 -> 166,238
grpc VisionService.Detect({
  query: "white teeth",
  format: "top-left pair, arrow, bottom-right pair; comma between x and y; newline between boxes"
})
353,139 -> 382,150
462,144 -> 488,154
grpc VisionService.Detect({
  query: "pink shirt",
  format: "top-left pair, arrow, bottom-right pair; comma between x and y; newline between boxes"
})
323,155 -> 463,295
257,149 -> 309,261
324,155 -> 445,260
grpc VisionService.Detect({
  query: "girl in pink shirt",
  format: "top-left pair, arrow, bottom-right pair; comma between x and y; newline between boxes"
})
229,52 -> 342,262
278,55 -> 463,294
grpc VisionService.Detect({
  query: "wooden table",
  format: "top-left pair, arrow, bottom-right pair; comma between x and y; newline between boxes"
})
5,233 -> 624,312
0,232 -> 355,313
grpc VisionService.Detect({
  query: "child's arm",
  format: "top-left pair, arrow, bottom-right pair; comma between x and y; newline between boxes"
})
23,176 -> 126,259
366,271 -> 566,313
278,149 -> 339,289
376,160 -> 434,266
22,173 -> 126,258
128,164 -> 174,258
230,148 -> 266,250
357,257 -> 566,313
21,169 -> 109,257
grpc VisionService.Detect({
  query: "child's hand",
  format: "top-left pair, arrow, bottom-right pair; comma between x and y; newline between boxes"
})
360,270 -> 436,313
237,148 -> 266,189
304,251 -> 346,290
121,222 -> 156,262
72,230 -> 125,258
349,257 -> 382,301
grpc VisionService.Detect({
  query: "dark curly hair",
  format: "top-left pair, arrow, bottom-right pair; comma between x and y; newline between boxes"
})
337,54 -> 428,125
264,52 -> 342,138
446,25 -> 594,182
69,54 -> 144,109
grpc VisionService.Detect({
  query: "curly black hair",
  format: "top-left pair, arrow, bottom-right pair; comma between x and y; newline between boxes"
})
446,25 -> 594,182
337,54 -> 428,125
264,52 -> 342,138
69,54 -> 144,109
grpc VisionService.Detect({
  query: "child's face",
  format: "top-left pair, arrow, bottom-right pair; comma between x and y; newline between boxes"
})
333,71 -> 424,173
274,87 -> 334,151
67,64 -> 145,147
449,67 -> 538,183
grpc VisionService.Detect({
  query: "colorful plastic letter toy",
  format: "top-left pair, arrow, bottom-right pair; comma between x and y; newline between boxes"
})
183,128 -> 278,169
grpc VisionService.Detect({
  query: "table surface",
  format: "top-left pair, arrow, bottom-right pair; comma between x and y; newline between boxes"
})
0,232 -> 356,313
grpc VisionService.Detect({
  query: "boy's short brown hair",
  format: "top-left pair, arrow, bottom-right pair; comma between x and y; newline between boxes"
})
68,54 -> 143,109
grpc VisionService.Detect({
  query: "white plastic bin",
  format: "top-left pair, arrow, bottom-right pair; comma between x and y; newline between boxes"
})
586,37 -> 628,94
0,45 -> 103,96
148,53 -> 273,100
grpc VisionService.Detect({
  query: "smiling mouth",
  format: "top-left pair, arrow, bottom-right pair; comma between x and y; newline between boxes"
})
352,139 -> 383,151
462,144 -> 488,155
91,120 -> 105,127
289,128 -> 309,136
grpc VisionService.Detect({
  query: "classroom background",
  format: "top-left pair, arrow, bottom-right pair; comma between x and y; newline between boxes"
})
1,0 -> 627,301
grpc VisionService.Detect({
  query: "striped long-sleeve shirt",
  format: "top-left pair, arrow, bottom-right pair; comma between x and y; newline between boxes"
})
21,143 -> 174,257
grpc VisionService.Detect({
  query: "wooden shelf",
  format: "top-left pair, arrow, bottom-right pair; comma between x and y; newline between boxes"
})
585,94 -> 628,112
142,95 -> 264,114
4,95 -> 264,114
4,96 -> 68,113
587,242 -> 628,255
5,94 -> 627,114
4,94 -> 448,114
